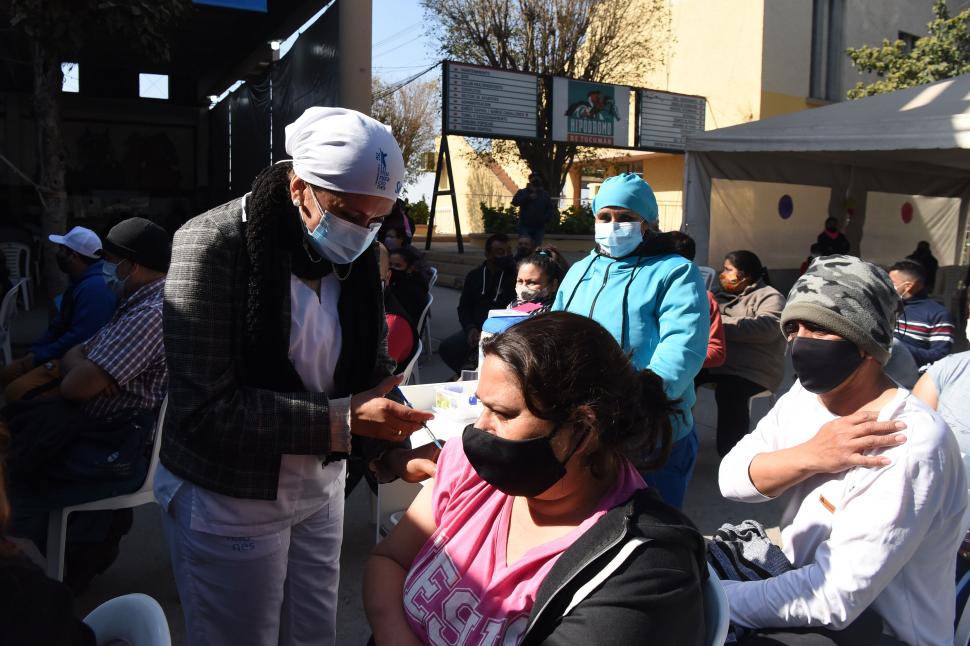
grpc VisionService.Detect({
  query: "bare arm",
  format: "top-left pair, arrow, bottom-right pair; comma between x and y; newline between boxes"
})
60,344 -> 87,375
364,485 -> 437,646
747,412 -> 907,498
911,372 -> 939,410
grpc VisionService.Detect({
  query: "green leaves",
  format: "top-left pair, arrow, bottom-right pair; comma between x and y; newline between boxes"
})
846,0 -> 970,99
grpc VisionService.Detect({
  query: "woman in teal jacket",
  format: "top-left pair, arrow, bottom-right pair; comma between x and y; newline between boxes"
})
553,173 -> 707,508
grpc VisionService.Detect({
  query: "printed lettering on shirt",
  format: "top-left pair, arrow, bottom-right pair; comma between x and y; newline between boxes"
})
405,534 -> 529,645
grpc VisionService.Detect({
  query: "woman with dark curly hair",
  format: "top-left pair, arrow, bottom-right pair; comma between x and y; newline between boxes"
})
365,312 -> 707,645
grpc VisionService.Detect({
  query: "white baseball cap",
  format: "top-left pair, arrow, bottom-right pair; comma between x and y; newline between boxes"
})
48,227 -> 103,259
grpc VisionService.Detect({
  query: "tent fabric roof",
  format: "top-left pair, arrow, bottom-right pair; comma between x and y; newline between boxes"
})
686,74 -> 970,154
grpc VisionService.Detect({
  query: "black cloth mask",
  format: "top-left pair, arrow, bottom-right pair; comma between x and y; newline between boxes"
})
461,423 -> 586,497
791,336 -> 864,394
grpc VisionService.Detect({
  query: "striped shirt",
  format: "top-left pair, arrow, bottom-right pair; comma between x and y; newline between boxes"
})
83,278 -> 167,419
894,294 -> 955,367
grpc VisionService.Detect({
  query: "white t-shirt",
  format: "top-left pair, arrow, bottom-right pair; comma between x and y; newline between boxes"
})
718,381 -> 968,645
155,274 -> 346,536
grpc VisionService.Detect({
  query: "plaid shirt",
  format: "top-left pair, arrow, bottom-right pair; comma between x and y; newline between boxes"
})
83,278 -> 167,419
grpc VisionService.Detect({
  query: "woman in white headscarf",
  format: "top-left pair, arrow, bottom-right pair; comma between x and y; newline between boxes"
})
155,108 -> 438,646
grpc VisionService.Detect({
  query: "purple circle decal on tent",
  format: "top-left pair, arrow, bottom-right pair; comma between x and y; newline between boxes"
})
778,194 -> 794,219
901,202 -> 914,224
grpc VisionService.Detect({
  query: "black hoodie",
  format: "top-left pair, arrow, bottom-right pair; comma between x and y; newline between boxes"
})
521,488 -> 708,645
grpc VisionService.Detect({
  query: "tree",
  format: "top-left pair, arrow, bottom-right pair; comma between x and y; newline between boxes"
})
371,76 -> 440,187
421,0 -> 670,193
5,0 -> 188,299
846,0 -> 970,99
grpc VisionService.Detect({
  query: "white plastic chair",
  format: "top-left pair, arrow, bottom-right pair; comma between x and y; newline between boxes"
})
0,278 -> 26,365
418,292 -> 434,357
704,564 -> 731,646
427,266 -> 438,290
697,266 -> 717,291
399,339 -> 423,386
46,397 -> 169,581
83,592 -> 171,646
0,241 -> 32,309
748,390 -> 775,429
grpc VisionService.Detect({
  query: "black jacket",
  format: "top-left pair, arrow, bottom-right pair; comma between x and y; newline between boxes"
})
457,262 -> 516,332
522,488 -> 707,646
512,188 -> 556,228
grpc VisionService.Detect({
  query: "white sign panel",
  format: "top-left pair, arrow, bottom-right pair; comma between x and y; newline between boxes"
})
637,90 -> 705,151
551,77 -> 631,147
444,62 -> 539,139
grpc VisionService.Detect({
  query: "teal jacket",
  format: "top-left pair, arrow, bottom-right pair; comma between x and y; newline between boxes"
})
553,250 -> 707,443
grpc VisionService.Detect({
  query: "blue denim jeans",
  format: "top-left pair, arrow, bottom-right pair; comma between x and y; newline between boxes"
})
643,425 -> 699,510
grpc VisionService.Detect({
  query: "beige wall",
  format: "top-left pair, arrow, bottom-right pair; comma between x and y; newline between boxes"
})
761,0 -> 813,100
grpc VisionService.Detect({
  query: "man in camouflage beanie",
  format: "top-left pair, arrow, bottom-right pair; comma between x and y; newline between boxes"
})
715,254 -> 967,643
781,254 -> 900,366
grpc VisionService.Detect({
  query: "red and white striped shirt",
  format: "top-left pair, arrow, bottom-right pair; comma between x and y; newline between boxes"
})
83,278 -> 167,419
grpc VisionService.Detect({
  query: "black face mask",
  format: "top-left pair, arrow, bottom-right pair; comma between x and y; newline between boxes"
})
55,253 -> 71,273
389,268 -> 406,285
461,423 -> 586,497
791,336 -> 864,394
494,255 -> 515,271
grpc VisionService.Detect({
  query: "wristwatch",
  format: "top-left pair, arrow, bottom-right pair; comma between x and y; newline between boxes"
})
44,361 -> 54,370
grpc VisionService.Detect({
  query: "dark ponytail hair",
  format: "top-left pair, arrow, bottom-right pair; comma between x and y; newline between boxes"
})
517,245 -> 570,287
481,311 -> 679,475
725,249 -> 771,285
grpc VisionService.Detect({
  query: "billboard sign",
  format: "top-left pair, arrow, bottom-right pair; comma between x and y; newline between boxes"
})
636,89 -> 706,151
443,62 -> 539,139
551,78 -> 631,147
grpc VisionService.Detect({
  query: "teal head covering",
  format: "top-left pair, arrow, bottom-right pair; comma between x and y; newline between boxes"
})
592,173 -> 659,222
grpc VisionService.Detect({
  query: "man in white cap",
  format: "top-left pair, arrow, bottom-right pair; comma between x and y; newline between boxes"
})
155,107 -> 437,646
0,226 -> 116,400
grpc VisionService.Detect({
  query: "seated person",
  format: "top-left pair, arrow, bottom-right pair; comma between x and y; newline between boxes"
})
5,218 -> 170,578
508,246 -> 569,315
719,255 -> 967,645
0,227 -> 116,401
0,431 -> 96,645
696,250 -> 786,457
389,246 -> 432,324
798,243 -> 823,276
913,349 -> 970,458
513,234 -> 536,261
438,234 -> 516,374
378,198 -> 416,250
666,231 -> 726,369
364,312 -> 707,645
889,259 -> 955,368
379,243 -> 418,369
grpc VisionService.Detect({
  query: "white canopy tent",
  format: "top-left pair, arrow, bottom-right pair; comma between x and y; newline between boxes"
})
684,75 -> 970,285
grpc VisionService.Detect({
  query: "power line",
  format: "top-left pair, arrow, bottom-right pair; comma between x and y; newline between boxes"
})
373,61 -> 441,101
372,20 -> 423,49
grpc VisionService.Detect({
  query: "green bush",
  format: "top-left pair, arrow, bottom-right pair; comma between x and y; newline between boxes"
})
409,199 -> 430,225
479,202 -> 518,234
480,201 -> 594,235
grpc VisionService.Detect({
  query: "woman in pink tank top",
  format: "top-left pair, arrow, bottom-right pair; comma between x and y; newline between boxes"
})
364,312 -> 708,646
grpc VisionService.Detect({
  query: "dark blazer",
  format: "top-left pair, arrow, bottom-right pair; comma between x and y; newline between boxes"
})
160,199 -> 395,500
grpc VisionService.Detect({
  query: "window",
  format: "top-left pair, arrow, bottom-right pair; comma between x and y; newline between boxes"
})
809,0 -> 844,101
898,31 -> 920,55
139,73 -> 169,100
61,63 -> 79,93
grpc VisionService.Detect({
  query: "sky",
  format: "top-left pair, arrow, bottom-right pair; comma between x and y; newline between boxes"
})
372,0 -> 440,202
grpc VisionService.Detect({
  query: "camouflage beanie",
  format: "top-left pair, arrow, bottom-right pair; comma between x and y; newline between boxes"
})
781,255 -> 900,366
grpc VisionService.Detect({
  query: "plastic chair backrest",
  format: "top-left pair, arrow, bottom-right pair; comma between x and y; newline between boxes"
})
698,266 -> 717,291
399,339 -> 422,385
0,279 -> 24,333
83,592 -> 171,646
428,266 -> 438,290
704,564 -> 730,646
0,242 -> 29,281
142,396 -> 168,493
416,293 -> 433,335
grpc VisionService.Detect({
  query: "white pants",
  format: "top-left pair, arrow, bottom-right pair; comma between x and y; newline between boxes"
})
161,481 -> 345,646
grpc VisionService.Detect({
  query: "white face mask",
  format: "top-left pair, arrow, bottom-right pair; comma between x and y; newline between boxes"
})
594,221 -> 642,258
515,286 -> 544,303
305,191 -> 380,264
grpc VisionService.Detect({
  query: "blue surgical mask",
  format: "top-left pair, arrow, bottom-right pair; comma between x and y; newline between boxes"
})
102,261 -> 128,297
594,221 -> 642,258
305,191 -> 381,264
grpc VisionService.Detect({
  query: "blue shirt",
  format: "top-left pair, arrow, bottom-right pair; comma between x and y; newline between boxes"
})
554,250 -> 708,442
31,261 -> 117,363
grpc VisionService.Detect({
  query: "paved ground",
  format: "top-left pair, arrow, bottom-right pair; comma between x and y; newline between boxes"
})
8,282 -> 790,645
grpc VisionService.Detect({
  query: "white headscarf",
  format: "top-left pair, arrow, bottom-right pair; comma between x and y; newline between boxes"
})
284,107 -> 405,201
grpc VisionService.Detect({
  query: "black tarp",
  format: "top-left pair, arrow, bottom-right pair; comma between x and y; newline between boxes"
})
206,2 -> 340,208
